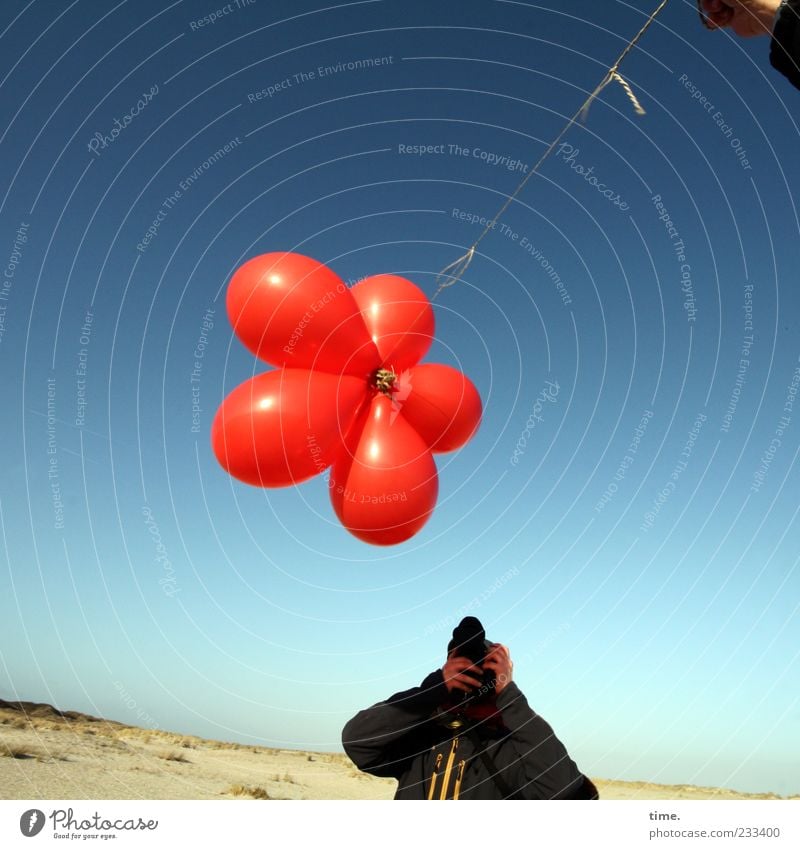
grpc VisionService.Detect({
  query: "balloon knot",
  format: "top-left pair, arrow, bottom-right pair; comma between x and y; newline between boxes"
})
373,367 -> 397,397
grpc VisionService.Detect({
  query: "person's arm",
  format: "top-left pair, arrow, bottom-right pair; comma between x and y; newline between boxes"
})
483,644 -> 593,799
770,0 -> 800,89
341,670 -> 449,778
495,682 -> 592,799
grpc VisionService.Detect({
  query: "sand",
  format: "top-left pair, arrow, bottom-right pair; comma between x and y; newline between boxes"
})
0,700 -> 793,801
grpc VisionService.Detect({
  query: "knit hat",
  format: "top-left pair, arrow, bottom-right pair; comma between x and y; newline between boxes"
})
447,616 -> 490,659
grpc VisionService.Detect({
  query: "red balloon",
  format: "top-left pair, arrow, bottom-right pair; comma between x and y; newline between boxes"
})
350,274 -> 434,372
396,363 -> 483,453
226,252 -> 381,377
215,252 -> 482,545
211,369 -> 369,487
329,394 -> 439,545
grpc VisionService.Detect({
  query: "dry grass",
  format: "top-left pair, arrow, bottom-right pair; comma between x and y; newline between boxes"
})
227,783 -> 271,799
0,741 -> 68,762
201,739 -> 279,755
212,741 -> 246,751
1,742 -> 40,760
158,750 -> 190,763
317,752 -> 351,766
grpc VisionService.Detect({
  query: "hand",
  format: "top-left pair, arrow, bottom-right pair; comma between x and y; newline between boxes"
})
482,643 -> 513,695
441,655 -> 483,695
699,0 -> 781,37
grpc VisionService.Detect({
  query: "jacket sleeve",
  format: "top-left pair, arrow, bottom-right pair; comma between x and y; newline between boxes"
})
770,0 -> 800,90
495,682 -> 594,799
341,670 -> 448,779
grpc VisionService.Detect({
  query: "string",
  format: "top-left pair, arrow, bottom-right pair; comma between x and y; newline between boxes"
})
581,72 -> 646,122
432,0 -> 671,299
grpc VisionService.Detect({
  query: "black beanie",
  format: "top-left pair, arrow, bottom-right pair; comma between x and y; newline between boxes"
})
447,616 -> 488,656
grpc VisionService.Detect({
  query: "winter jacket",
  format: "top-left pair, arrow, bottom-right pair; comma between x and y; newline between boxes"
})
342,670 -> 597,800
771,0 -> 800,90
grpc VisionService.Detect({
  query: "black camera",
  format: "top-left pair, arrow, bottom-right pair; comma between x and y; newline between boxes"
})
447,616 -> 496,703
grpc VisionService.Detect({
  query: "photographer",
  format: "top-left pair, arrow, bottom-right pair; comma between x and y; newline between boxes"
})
342,617 -> 597,800
698,1 -> 800,90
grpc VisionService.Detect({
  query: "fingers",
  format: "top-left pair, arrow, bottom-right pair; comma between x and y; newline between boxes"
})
484,643 -> 511,663
446,672 -> 484,692
443,655 -> 484,692
445,656 -> 481,673
443,647 -> 513,694
483,644 -> 513,684
700,0 -> 735,29
444,670 -> 483,692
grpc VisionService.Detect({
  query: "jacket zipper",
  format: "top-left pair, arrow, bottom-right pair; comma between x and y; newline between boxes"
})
439,737 -> 459,800
427,752 -> 444,800
452,758 -> 466,799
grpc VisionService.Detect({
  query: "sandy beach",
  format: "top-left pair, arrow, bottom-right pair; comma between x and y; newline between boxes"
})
1,699 -> 793,801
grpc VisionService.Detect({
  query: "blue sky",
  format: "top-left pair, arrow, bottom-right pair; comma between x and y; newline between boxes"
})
0,0 -> 798,796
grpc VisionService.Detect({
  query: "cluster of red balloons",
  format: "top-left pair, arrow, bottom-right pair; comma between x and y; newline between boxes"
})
211,252 -> 482,545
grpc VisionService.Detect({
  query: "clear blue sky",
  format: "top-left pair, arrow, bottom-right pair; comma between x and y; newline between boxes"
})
1,0 -> 798,796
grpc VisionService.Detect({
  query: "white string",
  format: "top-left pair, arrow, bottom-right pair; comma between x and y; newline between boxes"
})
612,72 -> 646,116
580,72 -> 645,122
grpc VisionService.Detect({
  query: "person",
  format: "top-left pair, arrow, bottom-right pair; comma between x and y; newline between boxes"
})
342,616 -> 598,800
699,0 -> 800,90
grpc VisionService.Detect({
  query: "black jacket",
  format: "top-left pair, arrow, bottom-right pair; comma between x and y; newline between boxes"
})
342,670 -> 597,800
770,0 -> 800,90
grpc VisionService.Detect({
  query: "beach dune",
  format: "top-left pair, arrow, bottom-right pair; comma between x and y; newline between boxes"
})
0,699 -> 791,801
